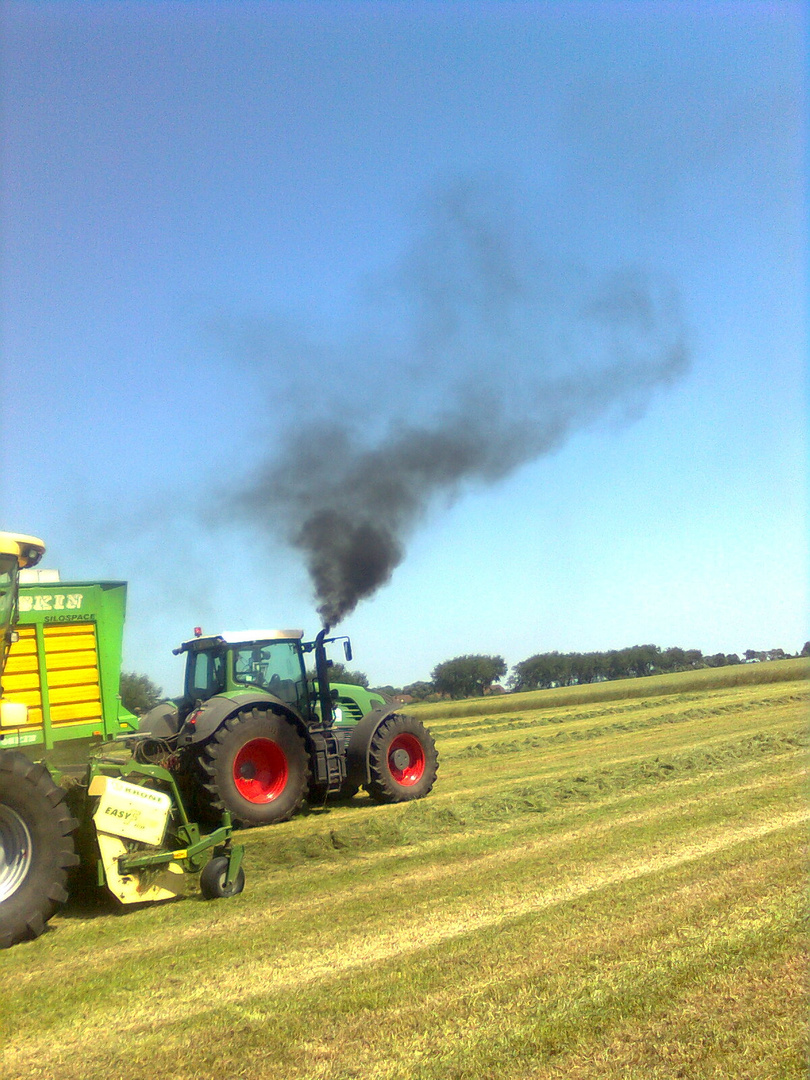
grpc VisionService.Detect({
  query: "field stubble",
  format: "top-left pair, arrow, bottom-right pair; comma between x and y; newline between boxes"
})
0,673 -> 807,1080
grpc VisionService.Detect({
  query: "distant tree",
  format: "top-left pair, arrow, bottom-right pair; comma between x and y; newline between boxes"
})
725,653 -> 741,666
402,681 -> 436,702
705,653 -> 727,668
510,652 -> 572,691
120,672 -> 163,715
661,647 -> 686,672
546,651 -> 571,686
570,652 -> 605,685
801,642 -> 810,657
325,663 -> 369,688
508,657 -> 542,692
625,644 -> 662,678
431,655 -> 507,699
308,663 -> 369,687
371,685 -> 398,701
606,649 -> 628,681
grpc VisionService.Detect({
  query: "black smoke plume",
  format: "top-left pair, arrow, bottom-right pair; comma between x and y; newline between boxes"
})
230,181 -> 689,627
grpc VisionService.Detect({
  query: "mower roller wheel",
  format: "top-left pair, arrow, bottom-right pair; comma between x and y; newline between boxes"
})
198,709 -> 309,827
0,751 -> 78,948
365,714 -> 438,804
200,855 -> 245,900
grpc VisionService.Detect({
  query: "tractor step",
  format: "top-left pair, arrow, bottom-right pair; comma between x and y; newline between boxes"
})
310,728 -> 346,793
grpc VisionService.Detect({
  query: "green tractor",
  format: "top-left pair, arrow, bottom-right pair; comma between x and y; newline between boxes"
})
139,627 -> 439,827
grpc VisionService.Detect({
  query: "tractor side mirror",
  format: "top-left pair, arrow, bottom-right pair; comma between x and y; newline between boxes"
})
344,640 -> 353,662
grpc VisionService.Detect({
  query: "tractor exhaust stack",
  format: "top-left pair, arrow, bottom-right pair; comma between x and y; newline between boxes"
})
314,626 -> 334,727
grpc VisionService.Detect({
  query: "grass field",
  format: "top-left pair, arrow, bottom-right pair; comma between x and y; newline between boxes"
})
1,667 -> 807,1080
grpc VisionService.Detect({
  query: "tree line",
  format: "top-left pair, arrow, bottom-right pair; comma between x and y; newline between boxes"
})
509,645 -> 735,693
388,642 -> 810,702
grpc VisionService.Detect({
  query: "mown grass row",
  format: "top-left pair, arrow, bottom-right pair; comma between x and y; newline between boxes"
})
435,685 -> 806,740
0,674 -> 806,1080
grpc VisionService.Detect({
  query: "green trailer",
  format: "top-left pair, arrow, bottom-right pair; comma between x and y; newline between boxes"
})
0,580 -> 137,767
0,543 -> 245,949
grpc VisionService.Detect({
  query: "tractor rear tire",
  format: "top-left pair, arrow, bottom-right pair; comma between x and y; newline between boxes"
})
0,751 -> 78,948
364,715 -> 438,804
197,709 -> 309,827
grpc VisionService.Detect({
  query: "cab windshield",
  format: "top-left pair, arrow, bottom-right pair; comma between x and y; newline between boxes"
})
232,641 -> 306,706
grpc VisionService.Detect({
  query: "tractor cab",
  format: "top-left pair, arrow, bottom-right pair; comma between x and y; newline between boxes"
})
177,630 -> 311,716
174,628 -> 359,724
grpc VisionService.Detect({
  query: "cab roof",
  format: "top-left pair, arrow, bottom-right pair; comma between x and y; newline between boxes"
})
219,629 -> 304,643
175,629 -> 305,653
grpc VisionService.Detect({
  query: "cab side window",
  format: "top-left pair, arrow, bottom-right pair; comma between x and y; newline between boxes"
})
189,650 -> 224,700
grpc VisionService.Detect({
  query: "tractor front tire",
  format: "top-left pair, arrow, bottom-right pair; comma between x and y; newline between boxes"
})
0,752 -> 78,948
198,709 -> 309,827
365,715 -> 438,804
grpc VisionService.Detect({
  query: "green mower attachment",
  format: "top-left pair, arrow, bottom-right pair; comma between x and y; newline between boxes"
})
85,738 -> 245,904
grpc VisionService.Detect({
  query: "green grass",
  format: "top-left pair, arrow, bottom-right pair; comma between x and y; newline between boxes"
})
1,676 -> 807,1079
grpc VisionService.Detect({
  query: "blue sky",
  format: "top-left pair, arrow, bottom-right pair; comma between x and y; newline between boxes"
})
1,1 -> 805,693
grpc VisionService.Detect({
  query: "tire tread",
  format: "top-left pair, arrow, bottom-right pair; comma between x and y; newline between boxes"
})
0,750 -> 78,948
365,714 -> 439,804
194,709 -> 309,827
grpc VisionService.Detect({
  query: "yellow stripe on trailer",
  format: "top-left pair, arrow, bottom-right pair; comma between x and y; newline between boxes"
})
44,628 -> 98,653
3,627 -> 37,671
44,624 -> 103,726
6,579 -> 134,752
4,621 -> 104,729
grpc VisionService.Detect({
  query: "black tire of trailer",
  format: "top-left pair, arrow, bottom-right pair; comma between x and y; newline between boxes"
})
0,752 -> 79,948
364,714 -> 439,804
199,855 -> 246,900
197,709 -> 310,827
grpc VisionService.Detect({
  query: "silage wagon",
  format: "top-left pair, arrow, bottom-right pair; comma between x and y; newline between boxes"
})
0,546 -> 439,946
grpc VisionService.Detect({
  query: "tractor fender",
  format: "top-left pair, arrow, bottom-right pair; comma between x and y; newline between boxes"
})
139,701 -> 181,739
344,707 -> 403,786
181,694 -> 306,746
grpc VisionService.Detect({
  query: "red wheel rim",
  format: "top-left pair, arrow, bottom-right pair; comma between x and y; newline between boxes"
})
387,733 -> 425,786
233,738 -> 288,803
